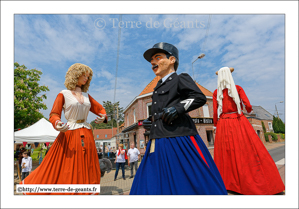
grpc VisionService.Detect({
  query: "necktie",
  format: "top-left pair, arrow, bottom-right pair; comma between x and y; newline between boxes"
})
156,79 -> 162,88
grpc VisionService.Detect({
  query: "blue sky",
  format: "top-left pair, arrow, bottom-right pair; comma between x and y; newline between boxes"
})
14,14 -> 285,123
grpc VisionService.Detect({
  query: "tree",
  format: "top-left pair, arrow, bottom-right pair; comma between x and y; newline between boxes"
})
14,62 -> 49,130
90,101 -> 124,129
261,121 -> 266,133
272,115 -> 285,134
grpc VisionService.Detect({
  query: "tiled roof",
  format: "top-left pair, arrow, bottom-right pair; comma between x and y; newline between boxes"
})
93,128 -> 118,140
139,75 -> 213,97
139,76 -> 161,96
195,83 -> 213,97
252,106 -> 273,120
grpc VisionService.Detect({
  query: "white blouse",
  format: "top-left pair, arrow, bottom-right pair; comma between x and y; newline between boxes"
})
61,90 -> 91,130
115,150 -> 126,163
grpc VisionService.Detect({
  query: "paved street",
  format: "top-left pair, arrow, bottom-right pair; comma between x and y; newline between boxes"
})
269,145 -> 285,163
14,141 -> 285,195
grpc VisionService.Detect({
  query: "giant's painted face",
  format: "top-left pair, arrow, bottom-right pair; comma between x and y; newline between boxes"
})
77,72 -> 90,87
150,52 -> 175,78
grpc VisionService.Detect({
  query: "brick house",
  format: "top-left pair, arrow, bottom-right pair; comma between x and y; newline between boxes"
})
93,128 -> 118,149
245,105 -> 274,143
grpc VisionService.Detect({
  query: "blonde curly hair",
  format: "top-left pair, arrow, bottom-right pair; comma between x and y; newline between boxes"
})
64,63 -> 93,92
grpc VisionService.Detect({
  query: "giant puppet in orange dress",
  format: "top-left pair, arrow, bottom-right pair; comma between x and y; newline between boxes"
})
213,67 -> 285,195
21,63 -> 108,195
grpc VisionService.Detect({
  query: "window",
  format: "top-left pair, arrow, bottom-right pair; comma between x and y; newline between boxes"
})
105,134 -> 107,138
133,109 -> 136,123
268,122 -> 273,130
147,103 -> 152,118
203,104 -> 210,117
127,114 -> 129,126
97,135 -> 99,138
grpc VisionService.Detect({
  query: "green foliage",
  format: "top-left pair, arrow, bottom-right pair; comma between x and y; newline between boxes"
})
90,101 -> 124,129
280,133 -> 285,139
14,62 -> 49,129
272,115 -> 285,134
264,132 -> 278,142
275,133 -> 285,140
31,149 -> 46,161
261,121 -> 266,133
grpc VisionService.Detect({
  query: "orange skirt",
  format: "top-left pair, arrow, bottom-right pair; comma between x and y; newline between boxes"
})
21,128 -> 101,195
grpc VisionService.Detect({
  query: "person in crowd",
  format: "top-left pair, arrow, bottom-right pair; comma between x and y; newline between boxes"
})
20,63 -> 108,195
130,42 -> 227,195
105,146 -> 110,158
21,151 -> 32,180
18,147 -> 25,180
114,144 -> 127,181
14,146 -> 21,180
38,148 -> 43,165
213,67 -> 285,195
127,143 -> 140,179
45,146 -> 51,156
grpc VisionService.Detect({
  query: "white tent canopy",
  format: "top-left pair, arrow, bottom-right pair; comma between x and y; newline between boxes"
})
14,118 -> 59,143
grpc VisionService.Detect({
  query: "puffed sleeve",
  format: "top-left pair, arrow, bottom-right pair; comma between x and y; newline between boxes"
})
236,85 -> 252,113
173,73 -> 207,115
213,89 -> 218,127
49,93 -> 65,129
88,94 -> 108,123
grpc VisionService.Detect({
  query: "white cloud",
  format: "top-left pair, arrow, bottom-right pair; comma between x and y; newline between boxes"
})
15,14 -> 285,122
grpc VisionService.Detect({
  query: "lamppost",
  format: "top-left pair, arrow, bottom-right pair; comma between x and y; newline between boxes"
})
192,53 -> 205,80
275,101 -> 283,119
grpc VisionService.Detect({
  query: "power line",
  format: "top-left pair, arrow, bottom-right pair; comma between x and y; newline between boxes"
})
113,14 -> 122,104
111,15 -> 122,134
201,15 -> 212,53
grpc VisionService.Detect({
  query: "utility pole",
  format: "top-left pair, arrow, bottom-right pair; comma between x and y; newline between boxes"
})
117,105 -> 119,135
275,101 -> 283,119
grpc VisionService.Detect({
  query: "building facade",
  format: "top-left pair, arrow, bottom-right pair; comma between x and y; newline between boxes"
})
93,128 -> 118,149
245,105 -> 275,143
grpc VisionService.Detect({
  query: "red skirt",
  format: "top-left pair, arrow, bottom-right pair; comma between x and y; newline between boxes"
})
214,112 -> 285,195
21,128 -> 101,195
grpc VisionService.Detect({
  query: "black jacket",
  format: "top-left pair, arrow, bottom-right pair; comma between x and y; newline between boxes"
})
149,72 -> 207,139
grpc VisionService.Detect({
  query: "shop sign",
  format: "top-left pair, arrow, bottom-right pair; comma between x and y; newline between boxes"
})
192,118 -> 213,124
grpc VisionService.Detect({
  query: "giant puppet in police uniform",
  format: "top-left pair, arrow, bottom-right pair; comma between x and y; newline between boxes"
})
130,42 -> 227,195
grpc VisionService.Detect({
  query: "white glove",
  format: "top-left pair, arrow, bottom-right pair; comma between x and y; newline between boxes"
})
95,113 -> 106,124
56,121 -> 69,133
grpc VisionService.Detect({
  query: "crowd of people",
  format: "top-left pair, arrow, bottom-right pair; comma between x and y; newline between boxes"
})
96,142 -> 141,181
16,141 -> 141,183
14,144 -> 50,181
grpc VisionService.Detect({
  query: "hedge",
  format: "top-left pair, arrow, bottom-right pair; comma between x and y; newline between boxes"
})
277,133 -> 285,139
264,132 -> 278,142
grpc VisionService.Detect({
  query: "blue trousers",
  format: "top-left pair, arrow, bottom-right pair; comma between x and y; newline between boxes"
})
114,162 -> 125,179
